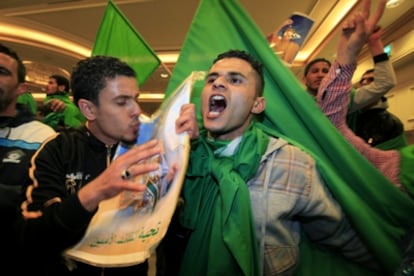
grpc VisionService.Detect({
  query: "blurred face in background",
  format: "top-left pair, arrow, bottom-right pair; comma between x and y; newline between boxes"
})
45,77 -> 62,95
359,71 -> 375,87
303,60 -> 330,97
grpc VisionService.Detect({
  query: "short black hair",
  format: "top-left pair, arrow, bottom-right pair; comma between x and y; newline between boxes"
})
0,43 -> 26,83
71,56 -> 136,106
304,58 -> 331,76
50,74 -> 70,92
362,68 -> 375,76
213,49 -> 265,96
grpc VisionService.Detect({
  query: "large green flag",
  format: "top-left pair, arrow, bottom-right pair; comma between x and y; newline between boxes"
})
166,0 -> 414,274
92,0 -> 160,85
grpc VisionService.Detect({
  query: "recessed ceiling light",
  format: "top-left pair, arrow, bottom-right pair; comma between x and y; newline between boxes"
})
386,0 -> 404,8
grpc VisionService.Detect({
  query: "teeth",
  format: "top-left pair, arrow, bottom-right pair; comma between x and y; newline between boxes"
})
211,95 -> 224,100
209,111 -> 220,116
209,94 -> 226,113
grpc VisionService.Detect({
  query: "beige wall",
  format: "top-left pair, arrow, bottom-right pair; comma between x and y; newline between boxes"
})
387,63 -> 414,131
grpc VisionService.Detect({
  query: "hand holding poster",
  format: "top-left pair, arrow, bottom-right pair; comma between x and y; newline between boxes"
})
64,71 -> 204,267
267,12 -> 314,65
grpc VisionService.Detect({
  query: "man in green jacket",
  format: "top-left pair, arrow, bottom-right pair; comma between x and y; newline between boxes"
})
40,74 -> 86,130
17,90 -> 37,115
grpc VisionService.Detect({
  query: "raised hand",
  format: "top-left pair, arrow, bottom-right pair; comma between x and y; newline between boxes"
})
175,103 -> 199,139
337,0 -> 387,65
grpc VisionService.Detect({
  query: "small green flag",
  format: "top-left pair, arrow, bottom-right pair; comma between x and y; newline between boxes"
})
92,0 -> 160,85
167,0 -> 414,275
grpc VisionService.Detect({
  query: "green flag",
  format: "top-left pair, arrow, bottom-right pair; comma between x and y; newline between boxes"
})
166,0 -> 414,275
92,0 -> 160,85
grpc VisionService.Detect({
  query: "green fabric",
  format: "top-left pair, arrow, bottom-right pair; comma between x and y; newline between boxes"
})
42,93 -> 86,129
399,145 -> 414,197
17,92 -> 37,114
92,0 -> 160,85
376,133 -> 408,150
163,0 -> 414,274
345,88 -> 359,131
180,123 -> 269,275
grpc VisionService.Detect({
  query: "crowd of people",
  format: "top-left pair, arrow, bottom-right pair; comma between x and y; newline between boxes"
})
302,25 -> 406,151
1,0 -> 413,275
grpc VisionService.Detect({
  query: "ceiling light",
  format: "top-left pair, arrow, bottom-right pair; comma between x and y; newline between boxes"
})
386,0 -> 404,8
139,93 -> 165,101
157,52 -> 179,63
0,22 -> 90,58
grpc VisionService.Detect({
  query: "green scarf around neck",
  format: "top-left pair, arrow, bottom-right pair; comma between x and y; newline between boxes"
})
179,122 -> 269,275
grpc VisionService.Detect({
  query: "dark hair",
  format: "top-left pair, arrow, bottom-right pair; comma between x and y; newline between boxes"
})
359,69 -> 375,84
355,109 -> 404,146
0,43 -> 26,83
304,58 -> 331,76
362,68 -> 375,76
213,49 -> 265,96
50,74 -> 70,92
71,56 -> 136,106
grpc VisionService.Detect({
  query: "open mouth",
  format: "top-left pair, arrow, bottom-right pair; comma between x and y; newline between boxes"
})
208,94 -> 227,116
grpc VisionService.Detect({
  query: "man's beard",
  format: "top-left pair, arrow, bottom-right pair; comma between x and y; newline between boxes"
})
0,89 -> 14,112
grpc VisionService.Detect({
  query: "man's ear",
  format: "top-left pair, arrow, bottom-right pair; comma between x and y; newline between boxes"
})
251,96 -> 265,114
78,99 -> 95,120
16,82 -> 28,96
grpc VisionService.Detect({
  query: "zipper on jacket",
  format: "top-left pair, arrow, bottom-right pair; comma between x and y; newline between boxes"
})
106,144 -> 113,167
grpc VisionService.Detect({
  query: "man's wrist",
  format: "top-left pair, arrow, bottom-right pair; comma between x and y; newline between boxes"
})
373,53 -> 389,63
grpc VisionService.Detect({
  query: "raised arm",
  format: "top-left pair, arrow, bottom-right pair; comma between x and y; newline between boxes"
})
350,27 -> 397,112
317,0 -> 402,189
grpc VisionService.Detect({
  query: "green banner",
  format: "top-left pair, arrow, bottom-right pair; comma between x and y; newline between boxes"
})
92,0 -> 160,85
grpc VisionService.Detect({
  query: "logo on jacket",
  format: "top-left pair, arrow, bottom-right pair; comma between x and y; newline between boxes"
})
2,149 -> 25,163
65,172 -> 84,195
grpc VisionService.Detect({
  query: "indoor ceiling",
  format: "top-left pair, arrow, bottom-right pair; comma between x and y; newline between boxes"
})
0,0 -> 413,115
